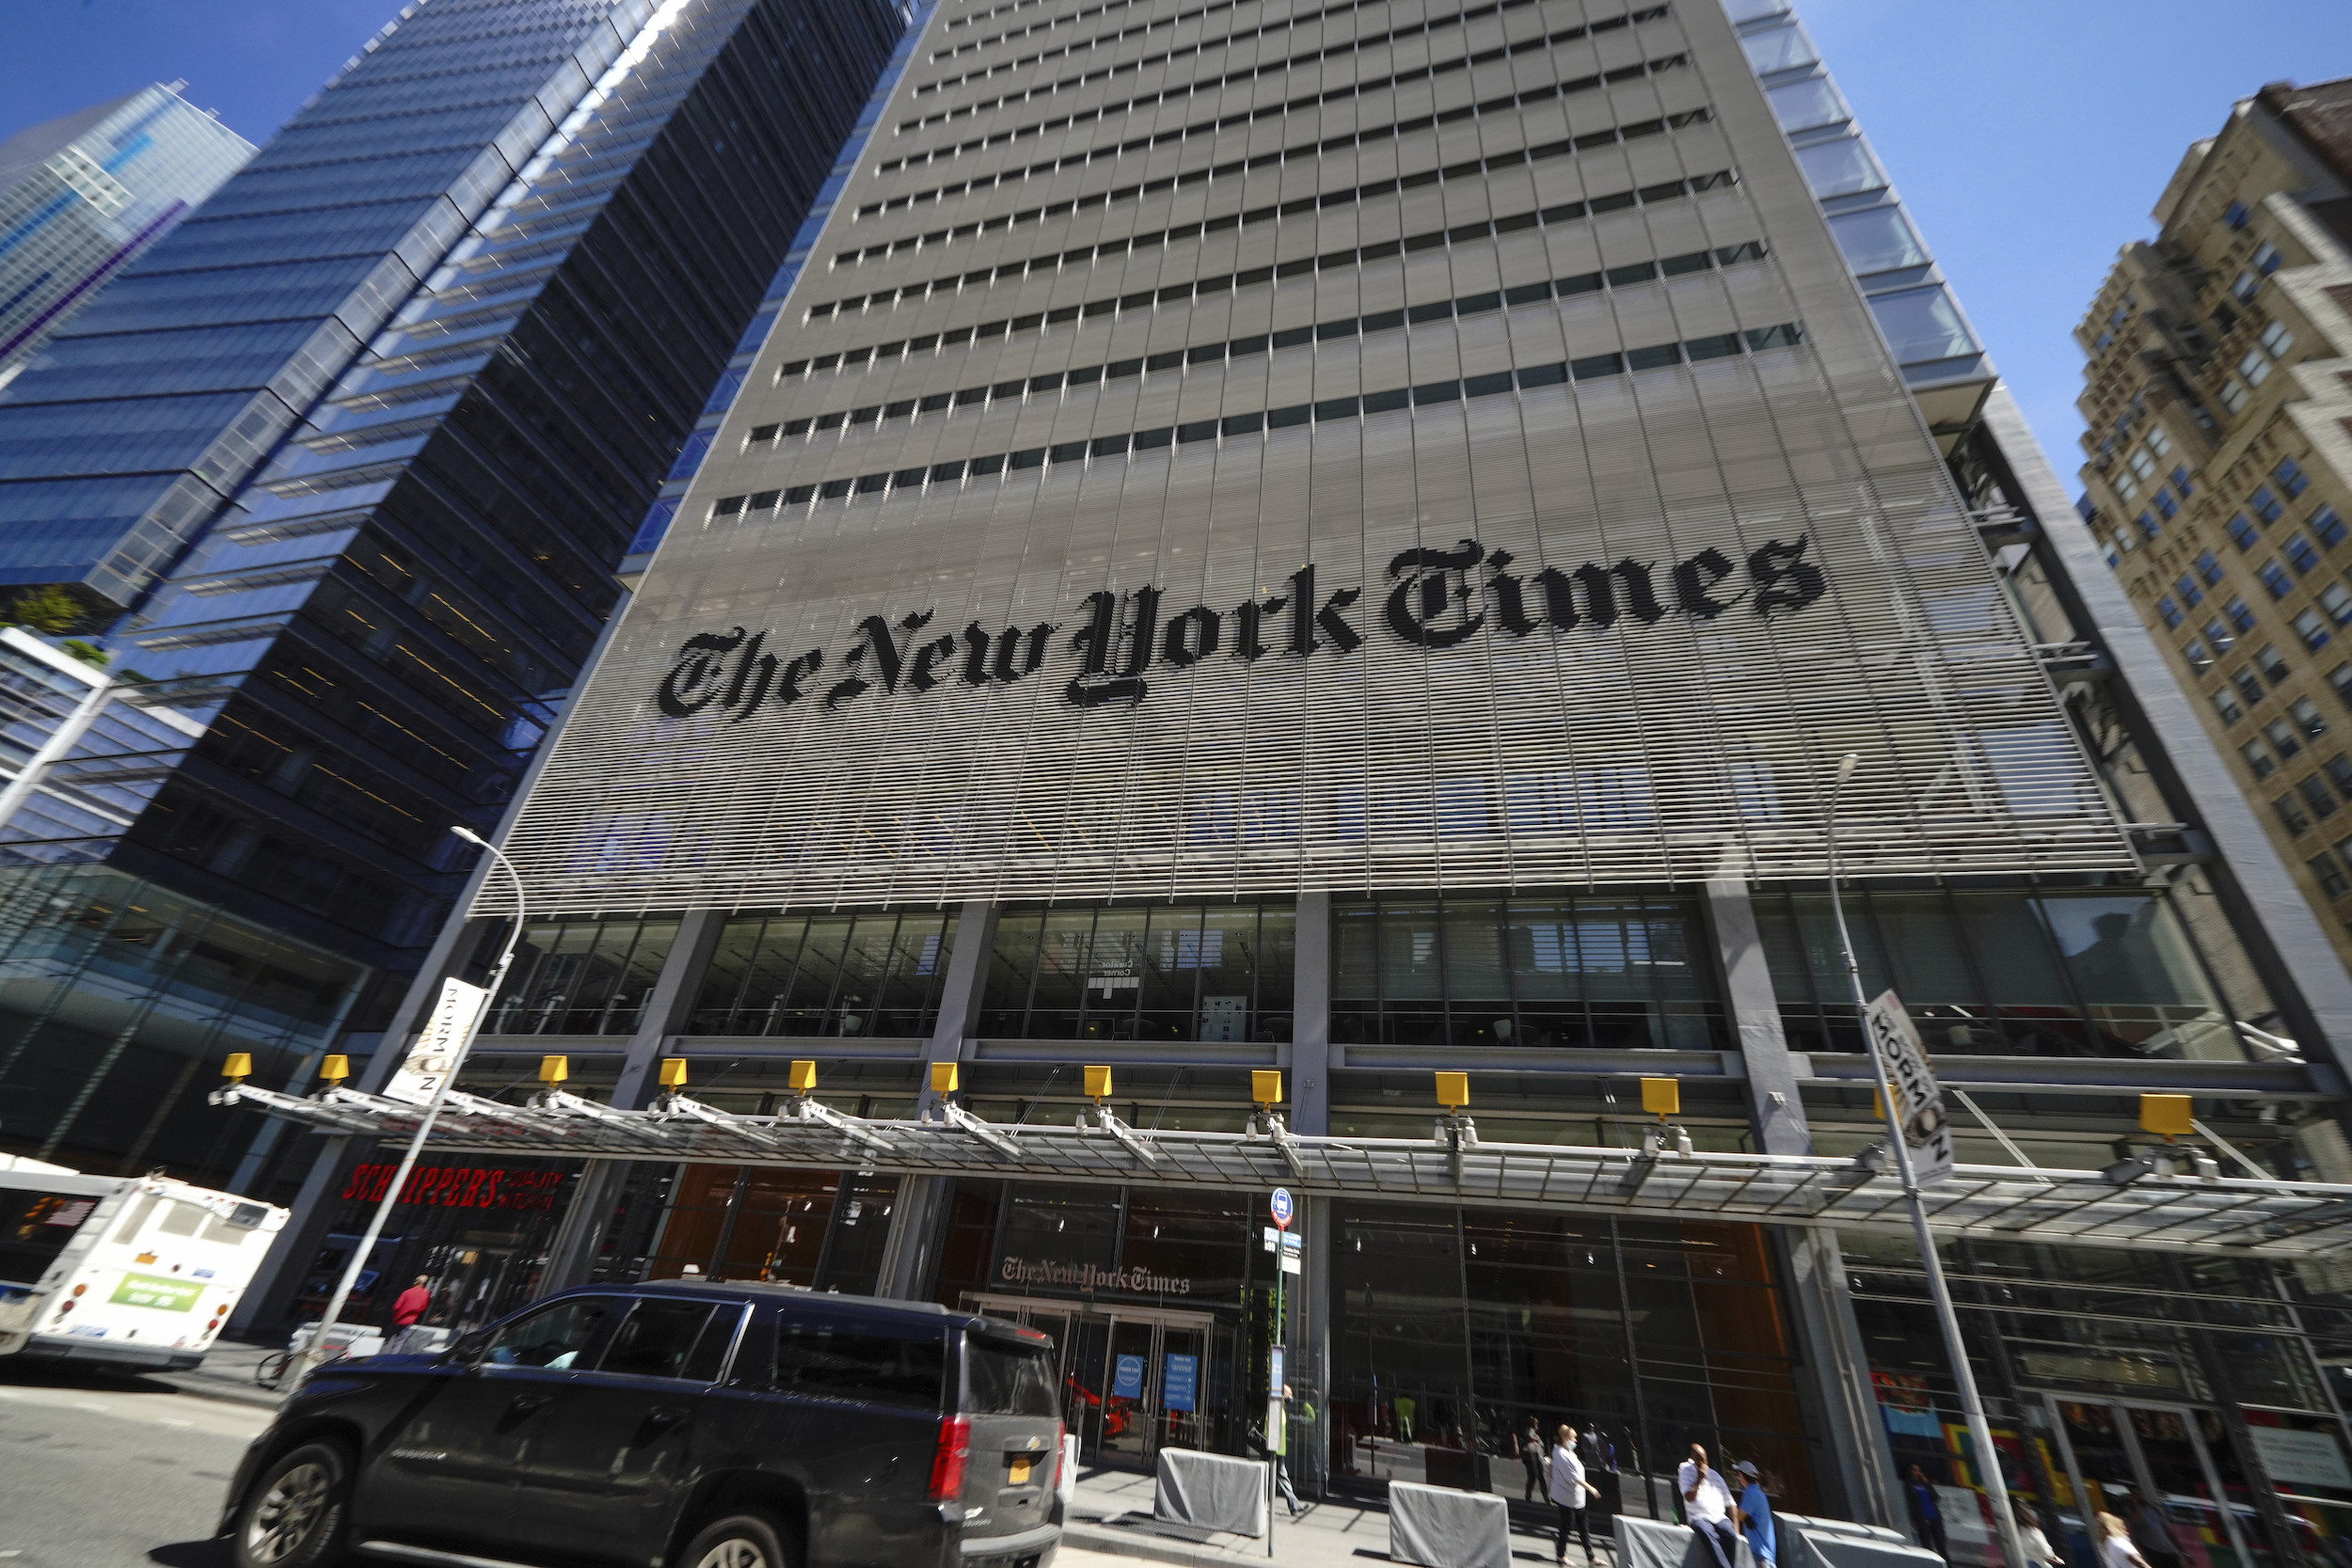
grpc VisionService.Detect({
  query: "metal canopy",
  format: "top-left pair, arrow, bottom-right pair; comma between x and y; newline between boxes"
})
216,1084 -> 2352,1259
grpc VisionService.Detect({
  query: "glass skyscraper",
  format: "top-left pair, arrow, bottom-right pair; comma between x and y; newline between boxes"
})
0,84 -> 253,387
0,0 -> 903,1189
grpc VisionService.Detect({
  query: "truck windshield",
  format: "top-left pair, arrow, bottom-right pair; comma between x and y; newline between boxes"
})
964,1334 -> 1058,1417
2,1189 -> 101,1286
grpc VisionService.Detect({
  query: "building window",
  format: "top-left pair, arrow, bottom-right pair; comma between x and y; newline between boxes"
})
2214,685 -> 2244,723
2310,855 -> 2350,900
2245,738 -> 2281,778
2277,792 -> 2312,833
689,908 -> 958,1037
2226,598 -> 2258,634
2196,550 -> 2225,585
2255,241 -> 2282,274
2174,575 -> 2204,608
2127,449 -> 2158,482
2240,349 -> 2273,388
2206,616 -> 2236,653
977,901 -> 1295,1042
2233,270 -> 2261,302
2267,719 -> 2305,760
2287,535 -> 2323,575
2252,487 -> 2285,524
2154,491 -> 2179,522
2259,560 -> 2294,599
1330,896 -> 1722,1050
2173,467 -> 2195,498
2226,200 -> 2251,230
2299,773 -> 2338,819
2276,457 -> 2310,499
2332,663 -> 2352,706
2236,669 -> 2267,708
2324,583 -> 2352,626
2313,507 -> 2346,548
2296,609 -> 2333,650
484,918 -> 682,1036
1754,887 -> 2226,1058
2147,427 -> 2171,458
2116,471 -> 2140,503
2293,696 -> 2328,737
2156,595 -> 2183,628
2330,755 -> 2352,795
2228,515 -> 2260,551
2261,320 -> 2296,358
2137,511 -> 2161,540
2257,642 -> 2292,683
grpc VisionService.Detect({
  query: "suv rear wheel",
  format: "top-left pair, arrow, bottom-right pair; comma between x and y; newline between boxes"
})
232,1441 -> 352,1568
679,1512 -> 794,1568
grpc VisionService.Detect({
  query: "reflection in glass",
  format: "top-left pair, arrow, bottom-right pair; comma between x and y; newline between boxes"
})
687,909 -> 953,1036
1766,77 -> 1850,133
1740,24 -> 1818,74
977,901 -> 1295,1041
1829,207 -> 1930,275
1795,136 -> 1887,198
1869,286 -> 1980,365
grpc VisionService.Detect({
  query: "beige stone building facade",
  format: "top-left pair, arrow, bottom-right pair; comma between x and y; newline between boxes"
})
2081,77 -> 2352,972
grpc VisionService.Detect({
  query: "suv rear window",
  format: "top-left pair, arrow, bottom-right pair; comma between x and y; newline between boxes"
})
771,1320 -> 946,1410
964,1335 -> 1057,1417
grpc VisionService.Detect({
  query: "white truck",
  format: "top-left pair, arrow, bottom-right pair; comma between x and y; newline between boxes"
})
0,1152 -> 287,1372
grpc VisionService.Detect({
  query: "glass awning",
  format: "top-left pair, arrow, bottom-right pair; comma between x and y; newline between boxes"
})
216,1083 -> 2352,1259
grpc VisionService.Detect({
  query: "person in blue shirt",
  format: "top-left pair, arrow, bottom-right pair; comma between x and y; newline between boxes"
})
1736,1461 -> 1776,1568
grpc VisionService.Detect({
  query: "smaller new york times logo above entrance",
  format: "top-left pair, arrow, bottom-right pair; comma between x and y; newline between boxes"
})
654,534 -> 1827,721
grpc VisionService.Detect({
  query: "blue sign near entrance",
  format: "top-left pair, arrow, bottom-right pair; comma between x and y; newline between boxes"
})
1164,1354 -> 1197,1412
1270,1187 -> 1294,1229
1112,1354 -> 1146,1400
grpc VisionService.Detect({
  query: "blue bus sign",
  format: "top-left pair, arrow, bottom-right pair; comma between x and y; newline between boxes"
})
1270,1188 -> 1294,1229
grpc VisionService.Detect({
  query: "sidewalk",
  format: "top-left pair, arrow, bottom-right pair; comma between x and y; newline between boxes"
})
1065,1465 -> 1621,1568
151,1338 -> 285,1411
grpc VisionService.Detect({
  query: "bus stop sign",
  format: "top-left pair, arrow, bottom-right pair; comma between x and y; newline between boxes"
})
1270,1188 -> 1294,1230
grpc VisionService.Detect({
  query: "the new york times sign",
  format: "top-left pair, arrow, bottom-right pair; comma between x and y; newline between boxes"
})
656,533 -> 1826,721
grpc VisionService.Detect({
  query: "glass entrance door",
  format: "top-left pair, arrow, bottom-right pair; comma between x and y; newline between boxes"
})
1100,1318 -> 1158,1465
2046,1396 -> 2267,1568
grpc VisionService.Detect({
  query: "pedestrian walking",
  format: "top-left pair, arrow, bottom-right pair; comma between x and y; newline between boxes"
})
1678,1444 -> 1740,1568
389,1275 -> 431,1352
2098,1513 -> 2154,1568
1249,1386 -> 1303,1515
1548,1424 -> 1601,1566
1906,1465 -> 1949,1561
2018,1503 -> 2064,1568
1737,1461 -> 1776,1568
2122,1491 -> 2184,1568
1521,1418 -> 1549,1501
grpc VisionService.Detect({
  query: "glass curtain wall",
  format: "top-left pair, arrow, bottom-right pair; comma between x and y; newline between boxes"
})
687,908 -> 955,1037
483,916 -> 679,1035
980,902 -> 1295,1042
1330,896 -> 1724,1049
1754,887 -> 2237,1059
1328,1203 -> 1815,1509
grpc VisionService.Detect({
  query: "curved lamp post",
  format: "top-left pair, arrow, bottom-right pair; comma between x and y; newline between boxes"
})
290,825 -> 528,1386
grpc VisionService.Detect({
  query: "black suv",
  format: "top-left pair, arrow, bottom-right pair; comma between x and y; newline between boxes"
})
219,1282 -> 1064,1568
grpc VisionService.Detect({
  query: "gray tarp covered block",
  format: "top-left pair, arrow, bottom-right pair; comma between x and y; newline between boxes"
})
1617,1514 -> 1756,1568
1782,1520 -> 1943,1568
1388,1480 -> 1511,1568
1153,1448 -> 1267,1538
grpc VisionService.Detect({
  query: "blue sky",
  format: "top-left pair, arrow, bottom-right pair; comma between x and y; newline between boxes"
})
1,0 -> 2346,486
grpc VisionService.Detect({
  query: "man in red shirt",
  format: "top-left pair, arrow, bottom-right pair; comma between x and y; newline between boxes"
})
389,1275 -> 431,1350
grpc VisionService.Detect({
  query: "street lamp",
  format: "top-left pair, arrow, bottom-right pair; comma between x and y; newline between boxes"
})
1823,753 -> 2026,1568
289,824 -> 528,1386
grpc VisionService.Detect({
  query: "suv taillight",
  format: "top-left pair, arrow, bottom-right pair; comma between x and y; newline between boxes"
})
929,1415 -> 971,1502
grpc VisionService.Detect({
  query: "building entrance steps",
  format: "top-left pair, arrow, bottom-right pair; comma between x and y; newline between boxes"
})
1065,1465 -> 1627,1568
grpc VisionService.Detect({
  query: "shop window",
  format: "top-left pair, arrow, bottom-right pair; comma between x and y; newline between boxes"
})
1329,896 -> 1724,1050
484,917 -> 680,1036
687,909 -> 954,1037
977,901 -> 1295,1042
1753,888 -> 2232,1061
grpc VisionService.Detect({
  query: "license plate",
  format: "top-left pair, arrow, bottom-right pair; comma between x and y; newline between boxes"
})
1009,1457 -> 1031,1484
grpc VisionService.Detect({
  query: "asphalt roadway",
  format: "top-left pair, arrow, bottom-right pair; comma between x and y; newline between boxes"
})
0,1360 -> 1145,1568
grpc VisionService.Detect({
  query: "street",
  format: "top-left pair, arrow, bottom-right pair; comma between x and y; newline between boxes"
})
0,1366 -> 1139,1568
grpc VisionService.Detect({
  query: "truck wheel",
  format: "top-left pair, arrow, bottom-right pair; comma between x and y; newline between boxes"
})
232,1441 -> 351,1568
679,1512 -> 794,1568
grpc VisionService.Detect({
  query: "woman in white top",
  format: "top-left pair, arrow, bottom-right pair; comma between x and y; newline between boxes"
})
1548,1424 -> 1602,1565
2099,1512 -> 2153,1568
2017,1503 -> 2064,1568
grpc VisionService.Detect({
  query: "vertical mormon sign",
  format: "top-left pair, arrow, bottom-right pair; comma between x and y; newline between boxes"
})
383,978 -> 490,1107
